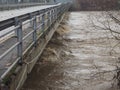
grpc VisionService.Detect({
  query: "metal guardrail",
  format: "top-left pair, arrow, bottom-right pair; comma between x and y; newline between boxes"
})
0,3 -> 70,81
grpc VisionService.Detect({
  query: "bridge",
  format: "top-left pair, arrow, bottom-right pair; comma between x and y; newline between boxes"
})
0,2 -> 71,90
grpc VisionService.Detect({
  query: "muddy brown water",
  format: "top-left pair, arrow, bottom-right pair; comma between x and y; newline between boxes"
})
21,12 -> 120,90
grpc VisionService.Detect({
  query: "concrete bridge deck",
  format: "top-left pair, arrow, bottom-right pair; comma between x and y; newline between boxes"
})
0,4 -> 60,22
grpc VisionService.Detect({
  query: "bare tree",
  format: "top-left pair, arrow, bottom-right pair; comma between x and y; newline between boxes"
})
73,0 -> 118,10
89,11 -> 120,88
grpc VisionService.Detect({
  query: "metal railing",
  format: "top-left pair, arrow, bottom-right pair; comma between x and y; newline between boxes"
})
0,3 -> 70,81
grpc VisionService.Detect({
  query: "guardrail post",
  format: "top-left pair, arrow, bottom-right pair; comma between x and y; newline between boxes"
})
47,11 -> 50,27
56,7 -> 58,19
54,8 -> 57,20
49,10 -> 51,25
15,17 -> 19,35
42,12 -> 45,34
15,17 -> 23,64
29,13 -> 33,28
51,9 -> 54,23
17,22 -> 23,64
33,16 -> 37,47
39,11 -> 41,23
53,9 -> 55,22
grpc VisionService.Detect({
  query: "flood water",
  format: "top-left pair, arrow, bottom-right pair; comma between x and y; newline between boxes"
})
21,12 -> 120,90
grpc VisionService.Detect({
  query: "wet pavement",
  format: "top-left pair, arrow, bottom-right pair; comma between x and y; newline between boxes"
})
21,12 -> 120,90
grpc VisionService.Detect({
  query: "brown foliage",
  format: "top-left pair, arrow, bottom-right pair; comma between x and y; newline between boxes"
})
74,0 -> 118,10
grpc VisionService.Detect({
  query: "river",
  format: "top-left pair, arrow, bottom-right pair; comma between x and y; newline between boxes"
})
21,12 -> 120,90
